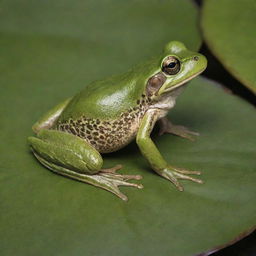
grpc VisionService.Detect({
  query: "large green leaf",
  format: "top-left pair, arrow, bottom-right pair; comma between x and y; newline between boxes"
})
1,1 -> 256,255
201,0 -> 256,93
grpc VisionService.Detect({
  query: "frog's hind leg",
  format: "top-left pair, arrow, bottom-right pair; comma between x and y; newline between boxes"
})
35,156 -> 143,201
28,129 -> 143,201
158,117 -> 199,141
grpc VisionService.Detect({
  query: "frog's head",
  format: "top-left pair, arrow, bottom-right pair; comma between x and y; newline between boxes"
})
145,41 -> 207,99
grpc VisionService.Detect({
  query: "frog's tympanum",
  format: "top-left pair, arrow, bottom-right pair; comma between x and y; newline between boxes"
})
28,41 -> 207,201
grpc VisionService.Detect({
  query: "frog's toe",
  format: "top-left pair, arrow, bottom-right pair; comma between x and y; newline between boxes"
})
100,164 -> 142,180
173,167 -> 203,184
173,167 -> 201,175
174,171 -> 203,184
101,164 -> 123,173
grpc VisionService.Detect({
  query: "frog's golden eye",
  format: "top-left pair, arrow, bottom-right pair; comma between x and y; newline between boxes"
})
162,56 -> 180,75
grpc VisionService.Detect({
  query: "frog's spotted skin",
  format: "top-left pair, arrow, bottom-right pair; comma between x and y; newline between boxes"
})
57,95 -> 152,153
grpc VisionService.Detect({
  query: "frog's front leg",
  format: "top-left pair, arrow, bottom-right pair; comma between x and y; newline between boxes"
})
28,130 -> 142,201
158,117 -> 199,141
136,110 -> 203,191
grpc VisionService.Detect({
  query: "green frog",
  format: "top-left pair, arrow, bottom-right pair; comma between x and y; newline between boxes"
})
28,41 -> 207,201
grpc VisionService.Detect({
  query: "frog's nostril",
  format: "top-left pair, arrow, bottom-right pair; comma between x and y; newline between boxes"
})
193,56 -> 199,61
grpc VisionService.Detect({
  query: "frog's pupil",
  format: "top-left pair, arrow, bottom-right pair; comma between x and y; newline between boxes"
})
167,62 -> 176,68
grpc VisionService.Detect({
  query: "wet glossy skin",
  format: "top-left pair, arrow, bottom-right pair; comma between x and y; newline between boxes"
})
28,41 -> 207,201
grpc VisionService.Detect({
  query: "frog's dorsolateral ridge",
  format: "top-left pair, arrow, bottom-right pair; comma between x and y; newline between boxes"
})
28,41 -> 207,201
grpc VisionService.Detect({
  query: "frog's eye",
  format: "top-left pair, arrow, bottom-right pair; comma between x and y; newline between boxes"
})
162,56 -> 180,75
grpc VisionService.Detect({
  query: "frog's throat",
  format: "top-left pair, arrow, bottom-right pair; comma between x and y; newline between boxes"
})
149,87 -> 183,112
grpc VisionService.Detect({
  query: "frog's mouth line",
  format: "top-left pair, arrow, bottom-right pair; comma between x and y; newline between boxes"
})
164,69 -> 205,93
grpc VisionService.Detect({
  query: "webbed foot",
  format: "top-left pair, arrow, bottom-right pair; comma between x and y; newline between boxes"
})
158,117 -> 199,141
98,164 -> 143,201
159,166 -> 203,191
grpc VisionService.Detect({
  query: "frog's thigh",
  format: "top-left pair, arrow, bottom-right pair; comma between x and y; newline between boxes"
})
32,98 -> 72,133
28,129 -> 103,175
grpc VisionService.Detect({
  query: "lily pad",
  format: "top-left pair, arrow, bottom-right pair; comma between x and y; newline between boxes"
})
1,0 -> 256,255
201,0 -> 256,93
1,73 -> 256,255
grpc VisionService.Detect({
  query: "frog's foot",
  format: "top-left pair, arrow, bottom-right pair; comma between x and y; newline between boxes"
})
158,117 -> 199,141
98,164 -> 143,201
160,166 -> 203,191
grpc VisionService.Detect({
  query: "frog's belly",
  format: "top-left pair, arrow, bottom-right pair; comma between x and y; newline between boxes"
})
57,114 -> 141,153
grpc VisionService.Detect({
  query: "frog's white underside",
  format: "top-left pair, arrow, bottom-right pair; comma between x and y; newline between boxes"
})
149,85 -> 186,120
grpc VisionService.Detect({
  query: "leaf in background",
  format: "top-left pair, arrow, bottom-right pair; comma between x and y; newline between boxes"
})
1,0 -> 255,256
201,0 -> 256,93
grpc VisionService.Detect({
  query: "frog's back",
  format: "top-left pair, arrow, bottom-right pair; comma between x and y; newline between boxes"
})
59,71 -> 144,121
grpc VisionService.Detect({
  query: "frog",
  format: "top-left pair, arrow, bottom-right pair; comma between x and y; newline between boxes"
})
28,41 -> 207,201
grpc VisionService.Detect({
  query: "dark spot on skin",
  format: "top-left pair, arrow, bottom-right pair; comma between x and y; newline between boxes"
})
193,56 -> 199,61
70,127 -> 76,135
98,129 -> 105,134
